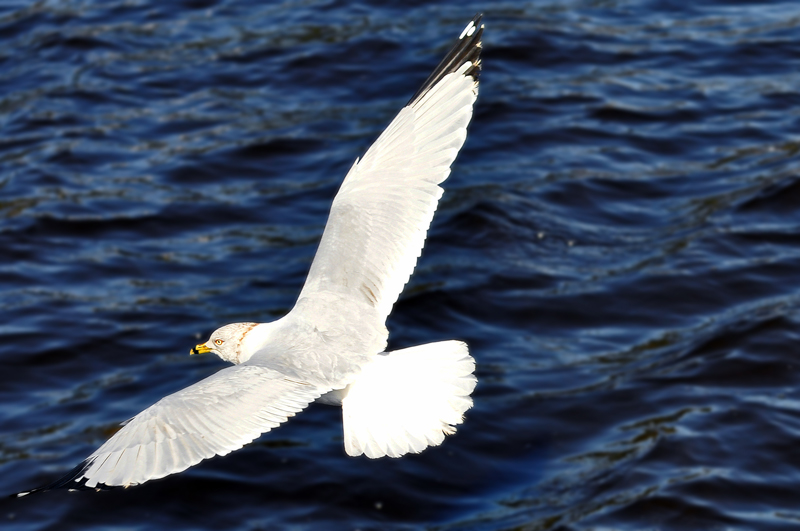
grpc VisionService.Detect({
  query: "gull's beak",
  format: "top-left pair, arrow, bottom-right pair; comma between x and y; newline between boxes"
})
191,343 -> 212,355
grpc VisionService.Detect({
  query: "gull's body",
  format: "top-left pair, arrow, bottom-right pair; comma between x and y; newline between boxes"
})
15,15 -> 483,495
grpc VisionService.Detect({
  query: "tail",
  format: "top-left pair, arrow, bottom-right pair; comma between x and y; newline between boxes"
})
342,341 -> 476,458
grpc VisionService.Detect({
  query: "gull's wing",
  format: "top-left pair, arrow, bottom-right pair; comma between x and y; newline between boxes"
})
295,15 -> 483,337
15,365 -> 322,494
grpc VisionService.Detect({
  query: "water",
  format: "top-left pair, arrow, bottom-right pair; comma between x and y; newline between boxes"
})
2,0 -> 800,529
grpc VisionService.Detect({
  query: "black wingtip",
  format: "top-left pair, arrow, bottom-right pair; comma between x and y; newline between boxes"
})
407,14 -> 484,106
10,457 -> 114,498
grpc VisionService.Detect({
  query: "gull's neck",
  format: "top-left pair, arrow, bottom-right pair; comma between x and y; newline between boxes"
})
237,321 -> 280,363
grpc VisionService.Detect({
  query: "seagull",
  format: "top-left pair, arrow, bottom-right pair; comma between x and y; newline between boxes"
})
15,14 -> 483,495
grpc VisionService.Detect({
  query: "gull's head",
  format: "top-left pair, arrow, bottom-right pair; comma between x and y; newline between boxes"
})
191,322 -> 257,364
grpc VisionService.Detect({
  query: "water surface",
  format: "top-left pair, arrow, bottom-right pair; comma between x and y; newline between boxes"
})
3,1 -> 800,529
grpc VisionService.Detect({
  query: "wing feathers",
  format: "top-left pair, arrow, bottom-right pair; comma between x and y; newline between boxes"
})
408,14 -> 483,105
37,366 -> 323,489
296,17 -> 482,333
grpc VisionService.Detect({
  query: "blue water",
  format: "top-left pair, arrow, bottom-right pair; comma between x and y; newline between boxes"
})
3,0 -> 800,529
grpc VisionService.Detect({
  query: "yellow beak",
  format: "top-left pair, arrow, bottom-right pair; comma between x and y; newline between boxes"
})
190,343 -> 212,355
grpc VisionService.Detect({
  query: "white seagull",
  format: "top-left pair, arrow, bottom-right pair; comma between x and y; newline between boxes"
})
16,14 -> 483,495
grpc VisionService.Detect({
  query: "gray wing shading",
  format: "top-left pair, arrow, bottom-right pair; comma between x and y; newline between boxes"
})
295,16 -> 483,342
16,365 -> 322,494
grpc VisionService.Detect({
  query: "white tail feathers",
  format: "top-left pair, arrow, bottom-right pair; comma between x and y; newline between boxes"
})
342,341 -> 476,458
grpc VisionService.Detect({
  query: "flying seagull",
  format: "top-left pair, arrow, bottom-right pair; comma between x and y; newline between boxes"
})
15,14 -> 483,495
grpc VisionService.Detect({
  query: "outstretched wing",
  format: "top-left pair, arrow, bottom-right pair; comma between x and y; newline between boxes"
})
295,15 -> 483,335
16,365 -> 322,494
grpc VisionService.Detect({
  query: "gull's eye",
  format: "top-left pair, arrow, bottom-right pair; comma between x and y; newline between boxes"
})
214,339 -> 224,346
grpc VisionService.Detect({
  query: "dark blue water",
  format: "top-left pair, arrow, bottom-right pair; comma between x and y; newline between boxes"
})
3,0 -> 800,529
